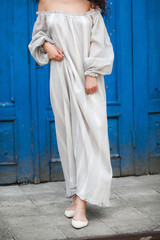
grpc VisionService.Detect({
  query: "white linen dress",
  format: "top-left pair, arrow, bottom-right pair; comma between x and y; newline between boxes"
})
28,7 -> 114,207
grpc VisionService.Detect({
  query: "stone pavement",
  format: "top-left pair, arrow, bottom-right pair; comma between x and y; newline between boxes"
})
0,174 -> 160,240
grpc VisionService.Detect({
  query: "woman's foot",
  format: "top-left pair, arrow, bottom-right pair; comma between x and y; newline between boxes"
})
64,194 -> 77,218
71,195 -> 88,229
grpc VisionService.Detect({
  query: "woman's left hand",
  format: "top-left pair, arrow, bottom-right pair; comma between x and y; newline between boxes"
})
85,75 -> 98,94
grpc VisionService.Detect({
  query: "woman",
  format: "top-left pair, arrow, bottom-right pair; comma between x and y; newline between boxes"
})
28,0 -> 114,229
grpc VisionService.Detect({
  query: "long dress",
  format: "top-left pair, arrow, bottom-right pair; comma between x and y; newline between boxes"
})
28,7 -> 114,207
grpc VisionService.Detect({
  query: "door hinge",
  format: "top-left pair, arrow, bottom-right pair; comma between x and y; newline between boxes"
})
132,127 -> 136,149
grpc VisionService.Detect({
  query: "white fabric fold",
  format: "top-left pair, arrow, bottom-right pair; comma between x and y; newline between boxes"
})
84,10 -> 114,77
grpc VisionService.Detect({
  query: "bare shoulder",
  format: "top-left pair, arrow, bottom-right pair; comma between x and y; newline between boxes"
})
38,0 -> 49,11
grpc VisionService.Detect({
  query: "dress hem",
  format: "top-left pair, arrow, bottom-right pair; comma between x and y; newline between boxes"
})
65,191 -> 112,207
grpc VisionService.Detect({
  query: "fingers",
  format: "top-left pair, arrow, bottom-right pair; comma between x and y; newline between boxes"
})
48,46 -> 64,61
57,49 -> 64,56
85,75 -> 98,94
56,54 -> 63,61
85,86 -> 98,94
55,48 -> 64,61
53,52 -> 63,61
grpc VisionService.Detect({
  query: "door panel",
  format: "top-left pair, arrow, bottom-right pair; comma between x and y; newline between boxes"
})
106,0 -> 135,176
0,0 -> 33,184
147,0 -> 160,173
132,0 -> 160,174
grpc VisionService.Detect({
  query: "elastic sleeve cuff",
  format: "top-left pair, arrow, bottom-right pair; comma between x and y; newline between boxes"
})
84,71 -> 98,77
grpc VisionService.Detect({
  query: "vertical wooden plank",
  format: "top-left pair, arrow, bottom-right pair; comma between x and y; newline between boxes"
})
132,0 -> 149,174
14,0 -> 33,182
116,0 -> 134,175
28,0 -> 41,183
10,0 -> 15,103
38,66 -> 51,182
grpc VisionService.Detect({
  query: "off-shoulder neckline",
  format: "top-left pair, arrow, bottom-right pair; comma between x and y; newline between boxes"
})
36,7 -> 101,16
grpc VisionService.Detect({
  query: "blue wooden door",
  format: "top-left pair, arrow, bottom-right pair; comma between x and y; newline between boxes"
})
0,0 -> 33,184
132,0 -> 160,174
0,0 -> 159,184
31,0 -> 160,180
108,0 -> 160,176
106,0 -> 135,176
30,0 -> 135,181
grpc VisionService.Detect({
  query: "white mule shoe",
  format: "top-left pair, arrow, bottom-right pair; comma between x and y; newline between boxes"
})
71,206 -> 88,229
72,218 -> 88,229
64,209 -> 75,218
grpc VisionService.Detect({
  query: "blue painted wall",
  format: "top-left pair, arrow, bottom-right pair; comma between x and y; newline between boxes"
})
0,0 -> 159,184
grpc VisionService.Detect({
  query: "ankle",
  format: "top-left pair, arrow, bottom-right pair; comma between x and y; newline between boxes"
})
76,195 -> 86,203
75,206 -> 86,211
76,200 -> 87,208
75,201 -> 87,210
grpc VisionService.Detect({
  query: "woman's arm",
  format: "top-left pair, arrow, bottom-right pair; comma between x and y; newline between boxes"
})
84,9 -> 114,77
85,9 -> 114,94
28,0 -> 64,65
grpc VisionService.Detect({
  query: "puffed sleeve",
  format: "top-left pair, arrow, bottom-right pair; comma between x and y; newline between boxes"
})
28,13 -> 56,66
84,9 -> 114,77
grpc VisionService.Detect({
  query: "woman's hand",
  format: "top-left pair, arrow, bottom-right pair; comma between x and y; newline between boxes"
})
43,41 -> 64,61
85,75 -> 98,94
